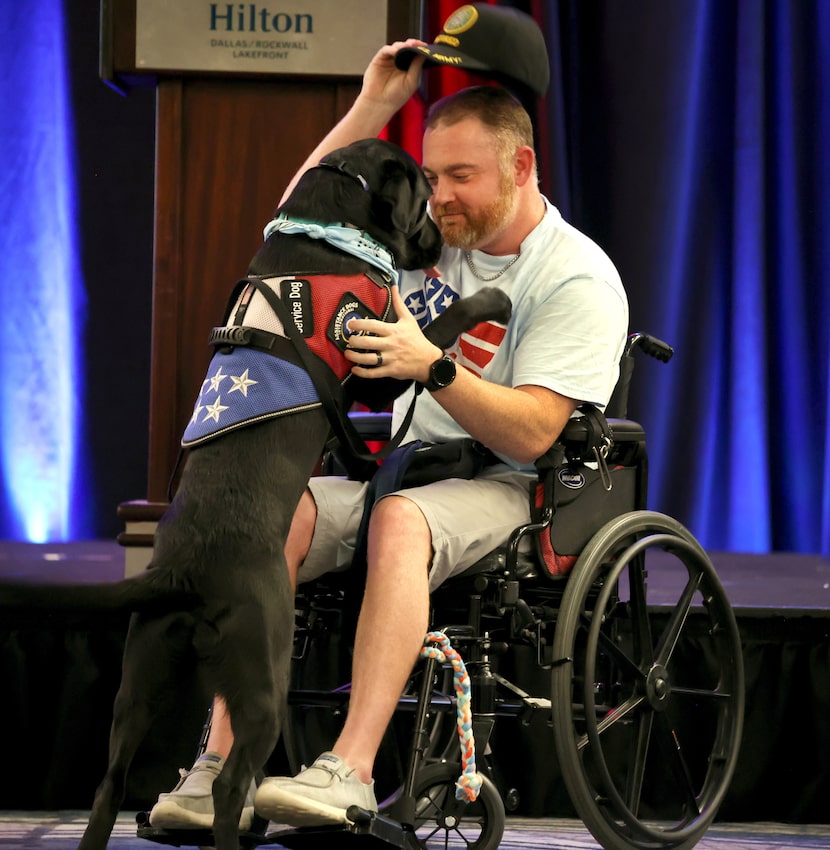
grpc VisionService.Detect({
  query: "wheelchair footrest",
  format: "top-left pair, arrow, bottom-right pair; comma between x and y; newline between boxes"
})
135,823 -> 268,848
135,809 -> 420,849
265,808 -> 421,850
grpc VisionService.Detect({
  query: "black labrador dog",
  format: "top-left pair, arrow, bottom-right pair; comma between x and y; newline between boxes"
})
0,138 -> 511,850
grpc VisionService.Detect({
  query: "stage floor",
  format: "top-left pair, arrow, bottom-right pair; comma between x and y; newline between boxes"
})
2,540 -> 830,828
2,539 -> 829,616
1,812 -> 830,850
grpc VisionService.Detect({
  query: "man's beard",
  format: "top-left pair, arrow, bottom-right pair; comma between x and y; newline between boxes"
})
432,172 -> 517,250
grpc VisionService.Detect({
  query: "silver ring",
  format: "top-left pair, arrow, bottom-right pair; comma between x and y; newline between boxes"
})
375,351 -> 383,367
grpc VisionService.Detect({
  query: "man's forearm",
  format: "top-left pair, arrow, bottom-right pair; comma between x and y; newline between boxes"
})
430,369 -> 578,465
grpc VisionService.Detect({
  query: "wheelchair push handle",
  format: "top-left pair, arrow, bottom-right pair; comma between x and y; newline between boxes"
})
627,332 -> 674,363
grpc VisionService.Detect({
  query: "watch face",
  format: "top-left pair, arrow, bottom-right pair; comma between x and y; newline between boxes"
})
431,355 -> 456,387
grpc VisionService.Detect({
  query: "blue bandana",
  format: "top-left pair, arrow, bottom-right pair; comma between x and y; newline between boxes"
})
181,347 -> 320,447
262,215 -> 398,281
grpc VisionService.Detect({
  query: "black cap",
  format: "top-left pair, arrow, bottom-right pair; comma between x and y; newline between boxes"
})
394,3 -> 550,97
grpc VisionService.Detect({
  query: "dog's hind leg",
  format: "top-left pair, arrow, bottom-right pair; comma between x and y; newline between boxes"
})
79,706 -> 145,850
79,612 -> 193,850
212,712 -> 280,850
209,676 -> 288,849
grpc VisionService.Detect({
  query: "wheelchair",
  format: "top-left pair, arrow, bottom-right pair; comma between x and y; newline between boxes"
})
139,332 -> 745,850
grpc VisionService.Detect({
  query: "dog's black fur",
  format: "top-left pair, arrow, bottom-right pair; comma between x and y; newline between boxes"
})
0,138 -> 511,850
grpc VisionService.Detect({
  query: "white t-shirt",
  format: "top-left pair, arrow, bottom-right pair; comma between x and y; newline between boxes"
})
391,199 -> 629,472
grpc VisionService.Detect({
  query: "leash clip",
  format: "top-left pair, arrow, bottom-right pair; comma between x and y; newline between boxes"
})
593,437 -> 613,492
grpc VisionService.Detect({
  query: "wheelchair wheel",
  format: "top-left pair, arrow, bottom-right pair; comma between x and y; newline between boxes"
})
410,762 -> 505,850
551,511 -> 744,850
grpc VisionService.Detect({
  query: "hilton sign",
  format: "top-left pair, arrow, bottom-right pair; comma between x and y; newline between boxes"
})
136,0 -> 387,76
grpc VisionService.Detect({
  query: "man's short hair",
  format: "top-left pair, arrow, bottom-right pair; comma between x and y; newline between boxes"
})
425,85 -> 535,165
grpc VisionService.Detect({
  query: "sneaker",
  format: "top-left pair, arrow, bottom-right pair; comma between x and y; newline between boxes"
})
254,752 -> 377,827
149,751 -> 256,830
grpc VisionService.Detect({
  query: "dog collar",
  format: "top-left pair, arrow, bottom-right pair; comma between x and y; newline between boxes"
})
263,215 -> 398,281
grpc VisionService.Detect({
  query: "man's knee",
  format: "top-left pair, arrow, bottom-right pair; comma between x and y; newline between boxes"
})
372,494 -> 428,530
368,495 -> 432,563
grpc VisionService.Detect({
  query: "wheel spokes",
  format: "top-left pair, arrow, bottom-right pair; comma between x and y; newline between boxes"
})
653,711 -> 702,816
654,569 -> 702,668
624,705 -> 655,814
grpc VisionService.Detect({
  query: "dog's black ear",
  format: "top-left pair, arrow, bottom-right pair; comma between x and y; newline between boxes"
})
373,156 -> 443,271
322,139 -> 443,271
402,212 -> 443,271
375,156 -> 429,234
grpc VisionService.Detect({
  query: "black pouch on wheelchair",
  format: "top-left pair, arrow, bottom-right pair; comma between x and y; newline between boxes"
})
531,407 -> 637,577
532,464 -> 637,576
401,438 -> 498,488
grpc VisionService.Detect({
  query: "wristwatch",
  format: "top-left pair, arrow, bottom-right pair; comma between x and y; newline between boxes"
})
423,355 -> 456,392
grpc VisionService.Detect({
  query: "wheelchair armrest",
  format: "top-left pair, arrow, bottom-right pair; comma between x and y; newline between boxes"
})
607,418 -> 646,445
543,415 -> 646,468
557,415 -> 643,445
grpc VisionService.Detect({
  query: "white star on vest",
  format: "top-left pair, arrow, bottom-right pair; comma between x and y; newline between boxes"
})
203,397 -> 229,423
229,368 -> 258,396
208,366 -> 228,392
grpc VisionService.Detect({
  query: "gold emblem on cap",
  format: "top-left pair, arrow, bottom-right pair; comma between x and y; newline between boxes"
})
442,5 -> 479,35
426,52 -> 462,65
435,34 -> 460,48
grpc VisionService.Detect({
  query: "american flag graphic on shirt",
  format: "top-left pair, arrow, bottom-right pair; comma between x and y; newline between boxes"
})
404,275 -> 507,378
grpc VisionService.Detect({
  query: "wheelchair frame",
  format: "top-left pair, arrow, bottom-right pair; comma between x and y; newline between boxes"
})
138,333 -> 745,850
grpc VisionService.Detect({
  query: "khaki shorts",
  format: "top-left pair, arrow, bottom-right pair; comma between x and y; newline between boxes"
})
300,470 -> 533,592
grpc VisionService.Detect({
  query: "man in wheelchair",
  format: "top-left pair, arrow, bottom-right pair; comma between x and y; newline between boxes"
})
149,37 -> 629,833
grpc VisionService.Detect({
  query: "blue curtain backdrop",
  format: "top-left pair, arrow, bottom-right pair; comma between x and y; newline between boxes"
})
0,1 -> 88,541
538,0 -> 830,555
0,0 -> 827,554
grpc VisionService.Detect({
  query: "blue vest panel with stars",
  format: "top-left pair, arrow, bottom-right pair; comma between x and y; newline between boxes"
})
181,347 -> 320,448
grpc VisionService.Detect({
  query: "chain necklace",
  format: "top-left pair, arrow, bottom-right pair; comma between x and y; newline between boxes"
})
464,249 -> 521,282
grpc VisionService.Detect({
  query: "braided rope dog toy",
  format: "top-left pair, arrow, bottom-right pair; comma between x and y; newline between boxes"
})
420,630 -> 483,802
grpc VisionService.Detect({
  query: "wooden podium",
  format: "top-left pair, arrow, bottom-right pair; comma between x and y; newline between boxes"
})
103,0 -> 420,571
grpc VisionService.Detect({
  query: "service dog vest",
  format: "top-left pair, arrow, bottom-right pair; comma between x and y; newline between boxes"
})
182,272 -> 393,448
